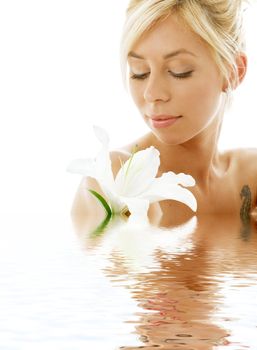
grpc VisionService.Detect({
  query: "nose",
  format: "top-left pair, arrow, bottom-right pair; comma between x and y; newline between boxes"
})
143,73 -> 171,103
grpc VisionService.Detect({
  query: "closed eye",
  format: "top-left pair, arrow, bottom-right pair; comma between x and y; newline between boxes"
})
169,70 -> 193,79
130,70 -> 193,80
130,72 -> 150,80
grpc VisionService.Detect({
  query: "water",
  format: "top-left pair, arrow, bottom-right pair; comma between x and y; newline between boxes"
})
1,213 -> 257,349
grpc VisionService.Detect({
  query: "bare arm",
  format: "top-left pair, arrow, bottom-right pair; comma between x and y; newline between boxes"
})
70,176 -> 109,237
71,176 -> 107,218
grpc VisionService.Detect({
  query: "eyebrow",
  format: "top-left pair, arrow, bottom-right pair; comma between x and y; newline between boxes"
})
128,48 -> 196,59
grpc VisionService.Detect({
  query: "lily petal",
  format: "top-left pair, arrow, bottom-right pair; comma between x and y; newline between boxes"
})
115,146 -> 160,196
139,172 -> 197,212
66,158 -> 96,178
93,126 -> 116,195
163,171 -> 196,187
121,196 -> 150,223
100,185 -> 125,214
93,125 -> 110,147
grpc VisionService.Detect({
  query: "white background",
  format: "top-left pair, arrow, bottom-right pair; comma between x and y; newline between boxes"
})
0,0 -> 257,214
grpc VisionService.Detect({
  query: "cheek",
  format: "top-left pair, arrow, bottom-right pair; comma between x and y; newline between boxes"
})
182,79 -> 222,118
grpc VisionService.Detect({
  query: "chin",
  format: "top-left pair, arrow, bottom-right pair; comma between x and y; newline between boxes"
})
150,129 -> 186,146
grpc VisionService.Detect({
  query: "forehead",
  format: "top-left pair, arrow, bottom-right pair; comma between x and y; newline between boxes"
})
129,14 -> 210,61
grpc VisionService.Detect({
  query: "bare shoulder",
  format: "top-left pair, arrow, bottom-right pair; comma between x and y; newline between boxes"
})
109,148 -> 131,177
222,148 -> 257,183
224,148 -> 257,207
119,132 -> 153,153
226,147 -> 257,170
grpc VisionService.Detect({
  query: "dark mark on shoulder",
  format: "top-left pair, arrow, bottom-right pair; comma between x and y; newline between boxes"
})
240,185 -> 252,240
240,185 -> 252,220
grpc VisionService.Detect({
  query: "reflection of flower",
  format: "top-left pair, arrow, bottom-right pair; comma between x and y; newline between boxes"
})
115,217 -> 197,273
91,216 -> 198,274
67,126 -> 197,222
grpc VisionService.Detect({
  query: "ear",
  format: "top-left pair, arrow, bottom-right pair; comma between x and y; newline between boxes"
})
235,52 -> 247,87
222,52 -> 247,92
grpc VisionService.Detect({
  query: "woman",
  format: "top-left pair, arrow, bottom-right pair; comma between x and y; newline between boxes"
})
72,0 -> 257,227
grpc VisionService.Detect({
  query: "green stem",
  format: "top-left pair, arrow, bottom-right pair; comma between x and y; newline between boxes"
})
125,144 -> 138,178
90,212 -> 113,236
88,189 -> 113,216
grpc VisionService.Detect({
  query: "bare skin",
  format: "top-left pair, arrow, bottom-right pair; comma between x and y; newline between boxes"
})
71,14 -> 257,228
121,134 -> 257,226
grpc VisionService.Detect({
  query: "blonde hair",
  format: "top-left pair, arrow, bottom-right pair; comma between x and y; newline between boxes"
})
120,0 -> 248,98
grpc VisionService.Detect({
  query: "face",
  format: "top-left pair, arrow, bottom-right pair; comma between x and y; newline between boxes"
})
128,14 -> 225,145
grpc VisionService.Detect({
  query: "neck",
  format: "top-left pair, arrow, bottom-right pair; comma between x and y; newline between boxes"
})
153,112 -> 224,188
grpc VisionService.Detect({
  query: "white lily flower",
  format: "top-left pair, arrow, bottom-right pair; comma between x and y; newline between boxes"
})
67,126 -> 197,221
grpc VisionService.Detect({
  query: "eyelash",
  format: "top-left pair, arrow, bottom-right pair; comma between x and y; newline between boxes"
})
130,70 -> 193,80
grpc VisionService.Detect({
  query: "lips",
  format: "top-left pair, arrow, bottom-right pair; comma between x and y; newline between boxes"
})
148,115 -> 182,128
151,115 -> 179,120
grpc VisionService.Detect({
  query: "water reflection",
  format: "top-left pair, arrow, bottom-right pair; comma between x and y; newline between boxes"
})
72,213 -> 257,349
